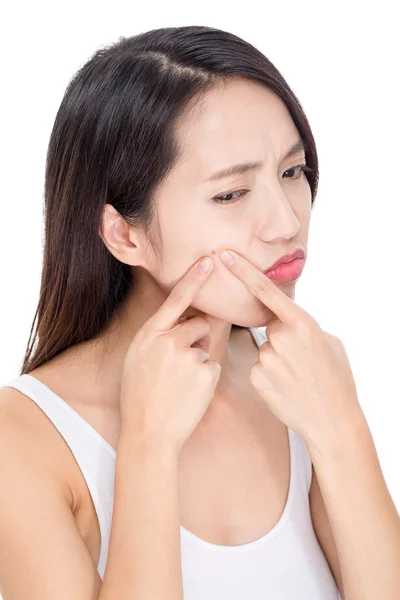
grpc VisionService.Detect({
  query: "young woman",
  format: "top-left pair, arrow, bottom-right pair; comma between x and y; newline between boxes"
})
1,25 -> 399,600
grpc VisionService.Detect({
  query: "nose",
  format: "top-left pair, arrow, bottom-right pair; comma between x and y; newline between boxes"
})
258,193 -> 301,242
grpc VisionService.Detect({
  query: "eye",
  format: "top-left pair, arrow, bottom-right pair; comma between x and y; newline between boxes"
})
211,189 -> 250,205
283,164 -> 314,180
211,164 -> 314,205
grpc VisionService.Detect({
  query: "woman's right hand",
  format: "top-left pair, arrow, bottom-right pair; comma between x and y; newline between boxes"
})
119,256 -> 221,455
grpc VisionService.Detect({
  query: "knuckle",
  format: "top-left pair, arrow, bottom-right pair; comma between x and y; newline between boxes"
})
259,348 -> 273,369
208,363 -> 221,382
185,349 -> 199,363
201,318 -> 212,333
295,315 -> 317,340
203,366 -> 216,382
329,333 -> 343,347
249,362 -> 262,385
267,331 -> 285,350
252,277 -> 271,295
328,332 -> 340,342
169,288 -> 186,307
165,335 -> 179,352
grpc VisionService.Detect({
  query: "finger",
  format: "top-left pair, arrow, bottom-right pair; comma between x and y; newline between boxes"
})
149,256 -> 214,331
219,249 -> 307,325
174,316 -> 212,355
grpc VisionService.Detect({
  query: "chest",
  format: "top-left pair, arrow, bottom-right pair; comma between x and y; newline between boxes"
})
177,406 -> 290,546
74,396 -> 291,567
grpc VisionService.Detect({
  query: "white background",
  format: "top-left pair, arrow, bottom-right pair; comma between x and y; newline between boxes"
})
1,0 -> 399,515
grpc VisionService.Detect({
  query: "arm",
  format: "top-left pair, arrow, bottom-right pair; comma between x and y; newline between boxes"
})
0,388 -> 103,600
309,465 -> 345,599
0,387 -> 184,600
306,410 -> 400,600
100,431 -> 183,600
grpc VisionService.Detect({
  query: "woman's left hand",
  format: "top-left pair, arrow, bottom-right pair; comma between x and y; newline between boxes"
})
219,249 -> 364,447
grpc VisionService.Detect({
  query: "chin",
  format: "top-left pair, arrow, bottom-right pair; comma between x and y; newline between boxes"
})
231,284 -> 297,328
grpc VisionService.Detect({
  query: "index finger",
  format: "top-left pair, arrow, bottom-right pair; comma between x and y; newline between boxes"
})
221,250 -> 307,326
149,256 -> 214,331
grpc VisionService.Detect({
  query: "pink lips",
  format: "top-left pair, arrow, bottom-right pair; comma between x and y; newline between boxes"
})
263,248 -> 306,282
265,257 -> 305,281
265,249 -> 305,272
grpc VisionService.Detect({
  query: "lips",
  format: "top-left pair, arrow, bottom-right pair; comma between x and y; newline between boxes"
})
265,248 -> 305,273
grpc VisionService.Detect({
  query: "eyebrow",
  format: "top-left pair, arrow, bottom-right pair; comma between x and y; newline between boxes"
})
204,138 -> 306,183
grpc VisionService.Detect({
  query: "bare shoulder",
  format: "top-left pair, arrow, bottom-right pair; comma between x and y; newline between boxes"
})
0,384 -> 77,512
0,386 -> 103,598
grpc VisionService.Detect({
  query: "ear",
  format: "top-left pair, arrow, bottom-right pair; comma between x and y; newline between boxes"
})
99,203 -> 144,267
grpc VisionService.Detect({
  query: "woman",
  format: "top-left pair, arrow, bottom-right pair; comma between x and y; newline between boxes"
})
1,25 -> 399,600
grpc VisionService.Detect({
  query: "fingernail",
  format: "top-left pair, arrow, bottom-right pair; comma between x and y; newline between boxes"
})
198,257 -> 214,274
220,250 -> 236,266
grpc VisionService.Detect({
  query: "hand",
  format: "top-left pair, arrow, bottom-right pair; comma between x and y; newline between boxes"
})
119,256 -> 222,456
219,249 -> 363,447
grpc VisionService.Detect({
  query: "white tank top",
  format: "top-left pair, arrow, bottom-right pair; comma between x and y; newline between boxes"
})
1,327 -> 341,599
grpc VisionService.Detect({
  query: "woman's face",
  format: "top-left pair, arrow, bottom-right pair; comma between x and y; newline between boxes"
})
143,78 -> 312,328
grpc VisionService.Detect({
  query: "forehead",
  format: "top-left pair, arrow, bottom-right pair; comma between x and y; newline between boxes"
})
175,78 -> 300,177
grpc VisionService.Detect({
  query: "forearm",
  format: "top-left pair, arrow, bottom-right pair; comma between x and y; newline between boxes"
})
100,432 -> 183,600
307,411 -> 400,600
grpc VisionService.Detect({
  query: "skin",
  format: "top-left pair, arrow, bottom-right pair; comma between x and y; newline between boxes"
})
83,76 -> 312,418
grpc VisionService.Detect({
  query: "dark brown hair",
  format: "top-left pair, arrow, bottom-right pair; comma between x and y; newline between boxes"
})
20,25 -> 319,375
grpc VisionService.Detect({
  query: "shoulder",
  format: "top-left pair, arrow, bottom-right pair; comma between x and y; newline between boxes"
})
0,384 -> 79,514
0,385 -> 103,598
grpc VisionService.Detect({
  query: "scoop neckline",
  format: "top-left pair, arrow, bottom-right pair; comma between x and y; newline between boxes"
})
179,425 -> 295,552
